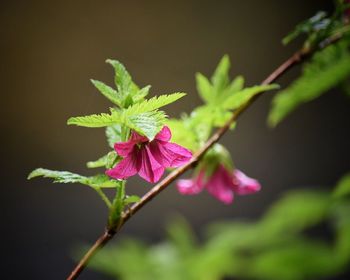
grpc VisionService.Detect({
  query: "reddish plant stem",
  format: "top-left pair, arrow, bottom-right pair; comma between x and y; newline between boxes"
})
67,47 -> 311,280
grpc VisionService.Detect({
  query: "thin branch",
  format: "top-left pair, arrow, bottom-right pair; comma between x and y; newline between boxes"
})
67,35 -> 341,279
67,230 -> 113,280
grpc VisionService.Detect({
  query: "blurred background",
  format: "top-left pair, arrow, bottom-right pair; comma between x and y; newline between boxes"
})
1,0 -> 349,279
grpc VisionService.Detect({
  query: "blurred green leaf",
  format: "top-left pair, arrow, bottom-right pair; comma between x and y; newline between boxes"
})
261,190 -> 330,235
333,173 -> 350,198
248,239 -> 335,280
124,195 -> 141,204
223,84 -> 279,110
269,40 -> 350,126
166,217 -> 197,257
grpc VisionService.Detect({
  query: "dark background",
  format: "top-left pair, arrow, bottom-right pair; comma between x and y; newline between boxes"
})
1,0 -> 349,279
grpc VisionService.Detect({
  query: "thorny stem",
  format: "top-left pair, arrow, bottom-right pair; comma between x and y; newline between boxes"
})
67,37 -> 339,280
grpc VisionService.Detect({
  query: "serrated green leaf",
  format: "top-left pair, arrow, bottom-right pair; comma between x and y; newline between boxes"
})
133,85 -> 151,103
126,111 -> 167,140
124,195 -> 141,205
90,79 -> 122,106
196,72 -> 213,103
28,168 -> 119,188
87,174 -> 119,188
27,168 -> 87,184
212,55 -> 230,93
87,154 -> 109,168
87,151 -> 118,169
67,109 -> 121,128
333,173 -> 350,198
106,59 -> 133,96
125,93 -> 186,115
223,84 -> 279,110
106,125 -> 122,148
269,40 -> 350,126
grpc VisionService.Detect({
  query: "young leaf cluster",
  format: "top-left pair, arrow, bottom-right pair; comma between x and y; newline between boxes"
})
168,55 -> 278,152
68,59 -> 185,140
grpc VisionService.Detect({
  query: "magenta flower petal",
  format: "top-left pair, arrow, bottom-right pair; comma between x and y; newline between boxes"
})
114,141 -> 136,157
232,169 -> 261,195
130,131 -> 148,143
106,149 -> 139,180
138,146 -> 165,183
155,126 -> 172,142
176,170 -> 205,195
150,142 -> 192,168
206,165 -> 234,204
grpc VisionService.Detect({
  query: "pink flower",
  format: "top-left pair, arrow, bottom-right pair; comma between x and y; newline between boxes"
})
176,165 -> 261,204
106,126 -> 192,183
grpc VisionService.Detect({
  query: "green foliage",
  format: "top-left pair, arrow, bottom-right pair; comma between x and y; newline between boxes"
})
168,55 -> 278,153
28,168 -> 87,184
124,195 -> 141,205
91,79 -> 122,107
126,111 -> 167,140
282,1 -> 350,48
27,168 -> 118,188
222,84 -> 280,110
88,173 -> 350,280
67,109 -> 121,128
124,93 -> 186,114
105,125 -> 122,148
86,151 -> 118,169
333,173 -> 350,198
269,40 -> 350,126
106,59 -> 137,100
282,11 -> 330,45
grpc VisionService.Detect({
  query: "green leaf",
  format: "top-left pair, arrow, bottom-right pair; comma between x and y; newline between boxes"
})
269,40 -> 350,126
166,216 -> 197,257
249,240 -> 334,280
87,154 -> 109,168
106,125 -> 122,148
166,118 -> 198,151
261,190 -> 330,235
28,168 -> 119,188
27,168 -> 87,184
211,55 -> 230,93
282,11 -> 329,45
333,173 -> 350,198
223,84 -> 279,110
132,85 -> 151,103
124,195 -> 141,205
87,174 -> 119,188
90,79 -> 122,106
106,59 -> 133,96
67,109 -> 121,128
126,111 -> 167,140
196,73 -> 213,103
125,93 -> 186,115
